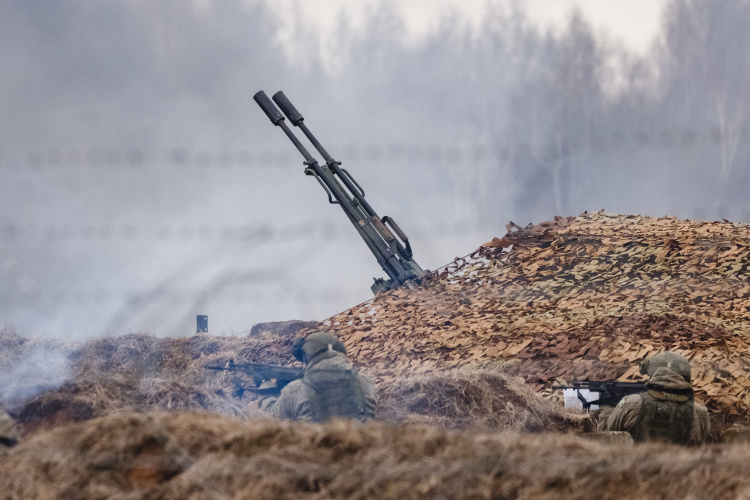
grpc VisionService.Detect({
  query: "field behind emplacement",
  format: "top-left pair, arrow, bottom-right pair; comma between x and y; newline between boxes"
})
2,212 -> 750,499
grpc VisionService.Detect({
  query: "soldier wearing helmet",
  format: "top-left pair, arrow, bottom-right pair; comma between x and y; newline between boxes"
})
260,331 -> 377,422
600,351 -> 710,445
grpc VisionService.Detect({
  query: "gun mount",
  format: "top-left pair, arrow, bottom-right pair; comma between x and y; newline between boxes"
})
253,90 -> 428,294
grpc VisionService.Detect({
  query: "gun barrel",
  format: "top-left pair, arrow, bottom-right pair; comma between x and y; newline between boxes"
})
255,89 -> 429,293
205,365 -> 228,371
272,91 -> 305,126
271,93 -> 372,218
254,91 -> 285,126
254,92 -> 319,165
275,92 -> 337,165
268,94 -> 395,246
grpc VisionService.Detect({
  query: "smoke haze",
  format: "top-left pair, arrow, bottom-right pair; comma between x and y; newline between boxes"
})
1,0 -> 748,338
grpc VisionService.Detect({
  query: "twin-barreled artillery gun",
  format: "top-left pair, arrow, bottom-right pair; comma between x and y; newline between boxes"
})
206,93 -> 430,394
220,96 -> 650,409
253,90 -> 428,294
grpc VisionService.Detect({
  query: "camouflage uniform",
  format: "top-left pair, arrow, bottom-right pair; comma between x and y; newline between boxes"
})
0,409 -> 19,451
601,352 -> 710,445
261,332 -> 376,422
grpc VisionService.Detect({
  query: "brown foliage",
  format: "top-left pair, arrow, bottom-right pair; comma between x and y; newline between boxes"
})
377,367 -> 591,433
319,213 -> 750,421
3,411 -> 750,499
249,320 -> 319,338
2,330 -> 297,436
12,364 -> 586,439
70,331 -> 296,384
12,377 -> 258,436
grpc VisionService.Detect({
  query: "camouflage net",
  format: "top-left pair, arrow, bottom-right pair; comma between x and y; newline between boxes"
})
318,212 -> 750,421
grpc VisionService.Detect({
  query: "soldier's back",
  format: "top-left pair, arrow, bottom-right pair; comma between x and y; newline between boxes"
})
302,353 -> 371,422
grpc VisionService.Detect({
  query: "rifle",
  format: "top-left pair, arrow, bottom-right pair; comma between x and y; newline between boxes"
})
253,90 -> 429,294
205,360 -> 304,398
558,381 -> 646,410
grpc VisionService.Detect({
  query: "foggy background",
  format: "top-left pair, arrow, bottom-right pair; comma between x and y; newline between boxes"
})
1,0 -> 748,338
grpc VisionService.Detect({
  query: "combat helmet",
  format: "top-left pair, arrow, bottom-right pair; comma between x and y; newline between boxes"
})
639,351 -> 691,382
292,331 -> 347,363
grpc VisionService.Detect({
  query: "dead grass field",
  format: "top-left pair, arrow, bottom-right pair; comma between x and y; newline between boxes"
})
3,411 -> 750,500
3,327 -> 586,437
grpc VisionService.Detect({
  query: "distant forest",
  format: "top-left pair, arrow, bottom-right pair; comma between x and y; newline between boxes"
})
322,0 -> 750,223
2,0 -> 748,224
1,0 -> 749,336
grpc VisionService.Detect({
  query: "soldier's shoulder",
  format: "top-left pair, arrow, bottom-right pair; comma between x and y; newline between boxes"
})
356,370 -> 375,384
280,379 -> 305,396
693,401 -> 709,418
0,409 -> 18,445
608,394 -> 643,417
617,393 -> 643,408
356,372 -> 377,395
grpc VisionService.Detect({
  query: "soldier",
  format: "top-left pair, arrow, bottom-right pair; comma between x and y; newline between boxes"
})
260,331 -> 376,422
601,351 -> 710,445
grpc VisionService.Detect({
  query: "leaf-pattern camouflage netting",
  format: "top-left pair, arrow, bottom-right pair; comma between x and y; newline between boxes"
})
319,212 -> 750,418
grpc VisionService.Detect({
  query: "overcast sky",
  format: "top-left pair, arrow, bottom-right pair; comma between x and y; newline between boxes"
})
265,0 -> 669,72
3,0 -> 746,339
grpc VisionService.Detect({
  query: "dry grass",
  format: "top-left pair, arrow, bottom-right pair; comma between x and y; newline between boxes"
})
2,329 -> 296,436
0,328 -> 77,405
11,376 -> 260,436
377,366 -> 591,433
69,331 -> 297,387
10,363 -> 590,439
3,327 -> 743,440
2,411 -> 750,500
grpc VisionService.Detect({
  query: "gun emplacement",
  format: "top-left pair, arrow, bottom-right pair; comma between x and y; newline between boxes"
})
253,90 -> 428,294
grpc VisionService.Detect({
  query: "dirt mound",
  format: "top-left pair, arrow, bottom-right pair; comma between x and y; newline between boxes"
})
377,366 -> 590,433
11,377 -> 256,436
0,330 -> 298,436
3,411 -> 750,499
11,365 -> 581,438
70,331 -> 295,383
12,378 -> 132,435
316,213 -> 750,423
1,413 -> 193,497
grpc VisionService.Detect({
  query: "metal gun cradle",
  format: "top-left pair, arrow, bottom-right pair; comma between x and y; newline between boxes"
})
254,90 -> 428,294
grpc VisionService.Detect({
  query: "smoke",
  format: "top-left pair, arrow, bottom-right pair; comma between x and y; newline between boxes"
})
0,345 -> 71,405
1,0 -> 748,339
